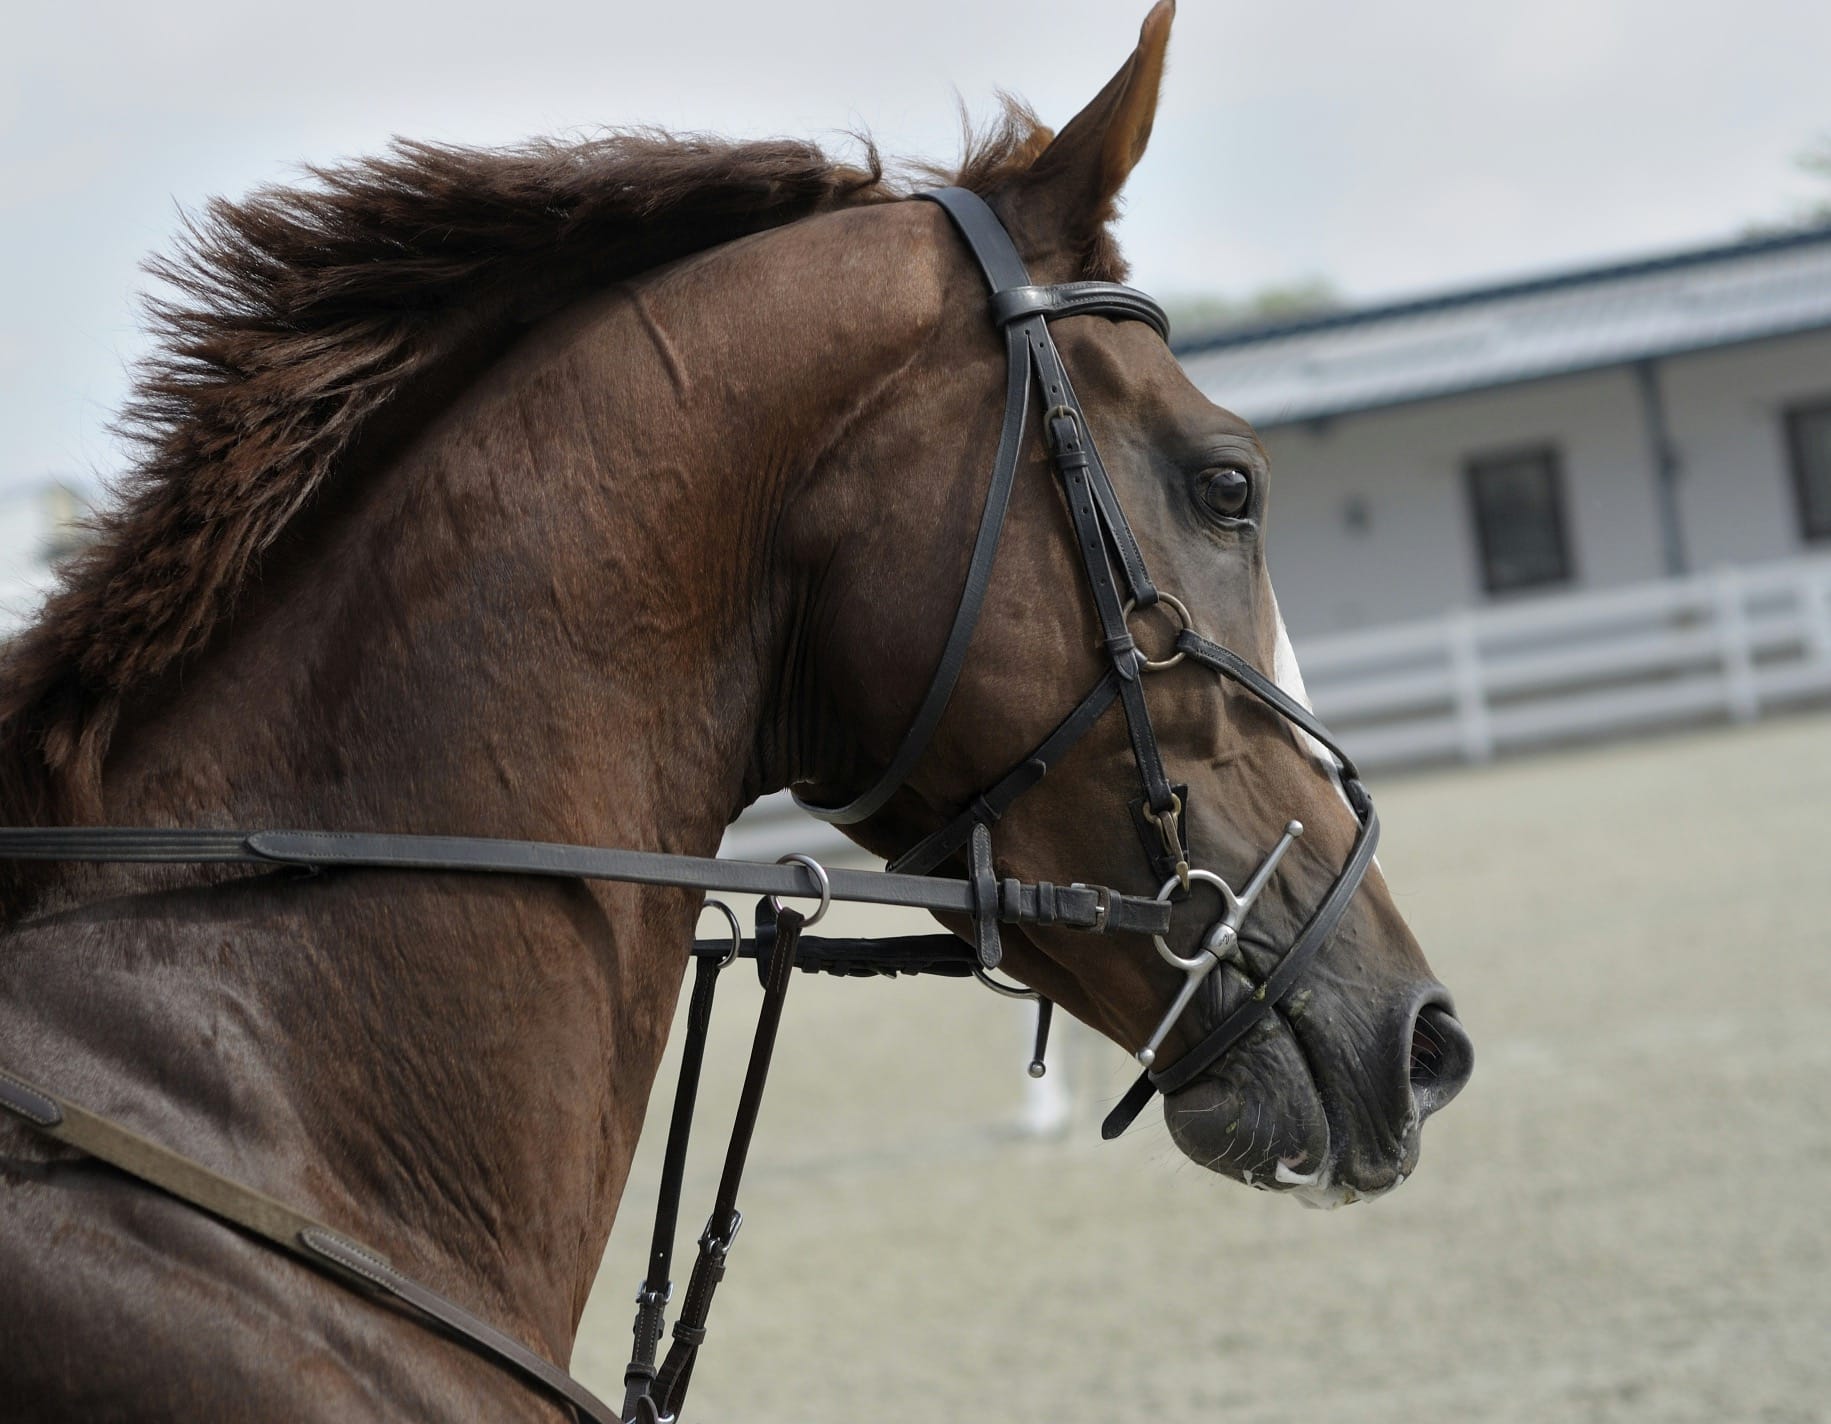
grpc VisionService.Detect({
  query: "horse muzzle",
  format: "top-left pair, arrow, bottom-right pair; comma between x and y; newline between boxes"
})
1163,981 -> 1472,1205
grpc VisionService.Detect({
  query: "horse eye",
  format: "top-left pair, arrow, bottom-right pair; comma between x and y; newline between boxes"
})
1196,467 -> 1252,519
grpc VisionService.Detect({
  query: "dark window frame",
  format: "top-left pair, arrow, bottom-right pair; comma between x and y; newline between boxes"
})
1783,398 -> 1831,543
1464,443 -> 1576,596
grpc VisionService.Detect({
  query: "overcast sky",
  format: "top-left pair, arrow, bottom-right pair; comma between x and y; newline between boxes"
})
4,0 -> 1828,492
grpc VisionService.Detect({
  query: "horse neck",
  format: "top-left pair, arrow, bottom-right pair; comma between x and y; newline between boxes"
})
50,236 -> 913,1356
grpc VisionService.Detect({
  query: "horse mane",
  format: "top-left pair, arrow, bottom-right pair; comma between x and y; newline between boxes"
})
0,101 -> 1091,825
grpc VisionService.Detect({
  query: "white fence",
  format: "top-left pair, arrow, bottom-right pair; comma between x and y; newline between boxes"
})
724,554 -> 1831,859
1300,553 -> 1831,771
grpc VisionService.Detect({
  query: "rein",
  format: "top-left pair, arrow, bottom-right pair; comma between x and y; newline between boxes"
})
0,188 -> 1378,1422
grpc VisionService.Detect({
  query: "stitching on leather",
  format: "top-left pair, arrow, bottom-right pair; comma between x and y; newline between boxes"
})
300,1228 -> 397,1292
0,1071 -> 61,1126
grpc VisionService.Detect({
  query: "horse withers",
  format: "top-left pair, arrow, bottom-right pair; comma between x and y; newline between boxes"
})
0,3 -> 1469,1417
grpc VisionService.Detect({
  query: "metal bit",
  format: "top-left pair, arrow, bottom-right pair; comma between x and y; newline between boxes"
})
1136,821 -> 1304,1068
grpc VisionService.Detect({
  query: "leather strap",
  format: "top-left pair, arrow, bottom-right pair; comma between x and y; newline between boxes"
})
1174,630 -> 1365,783
690,931 -> 977,979
649,909 -> 803,1421
0,826 -> 1170,940
0,1068 -> 618,1424
1101,801 -> 1381,1140
793,185 -> 1172,837
968,821 -> 1002,968
1155,804 -> 1380,1097
930,185 -> 1186,863
792,316 -> 1032,826
1096,636 -> 1384,1140
990,282 -> 1171,341
921,186 -> 1031,291
889,672 -> 1120,877
622,951 -> 723,1421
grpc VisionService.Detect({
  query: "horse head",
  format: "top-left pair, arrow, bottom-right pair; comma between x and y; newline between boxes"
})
788,2 -> 1471,1202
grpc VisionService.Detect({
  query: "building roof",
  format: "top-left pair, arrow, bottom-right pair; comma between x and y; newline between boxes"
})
1173,223 -> 1831,428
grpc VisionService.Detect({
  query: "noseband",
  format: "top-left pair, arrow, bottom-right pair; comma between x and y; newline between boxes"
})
797,187 -> 1380,1138
0,188 -> 1379,1422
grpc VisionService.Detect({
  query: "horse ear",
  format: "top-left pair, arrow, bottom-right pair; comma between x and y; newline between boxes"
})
1005,1 -> 1174,256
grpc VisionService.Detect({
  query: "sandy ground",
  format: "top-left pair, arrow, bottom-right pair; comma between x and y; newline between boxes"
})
573,712 -> 1831,1423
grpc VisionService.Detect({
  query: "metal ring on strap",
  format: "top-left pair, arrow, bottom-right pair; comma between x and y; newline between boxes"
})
971,965 -> 1039,1001
1121,591 -> 1190,671
696,899 -> 743,968
1150,868 -> 1236,972
769,854 -> 831,927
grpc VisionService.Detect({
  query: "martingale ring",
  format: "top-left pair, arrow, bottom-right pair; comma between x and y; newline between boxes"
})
696,898 -> 744,968
769,853 -> 832,927
1120,591 -> 1191,671
1150,868 -> 1238,972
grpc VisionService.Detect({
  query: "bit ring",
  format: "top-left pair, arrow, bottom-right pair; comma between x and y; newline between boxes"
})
1151,867 -> 1237,972
770,853 -> 831,927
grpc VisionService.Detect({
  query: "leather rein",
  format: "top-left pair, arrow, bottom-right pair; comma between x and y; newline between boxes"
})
0,188 -> 1376,1423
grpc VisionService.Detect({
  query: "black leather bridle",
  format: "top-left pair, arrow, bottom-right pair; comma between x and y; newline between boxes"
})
0,187 -> 1379,1422
799,187 -> 1381,1139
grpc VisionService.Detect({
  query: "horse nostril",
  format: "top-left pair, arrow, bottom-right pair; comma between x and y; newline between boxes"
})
1408,1002 -> 1473,1118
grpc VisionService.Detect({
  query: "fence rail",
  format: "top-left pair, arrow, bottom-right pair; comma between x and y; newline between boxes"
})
1300,554 -> 1831,770
723,555 -> 1831,860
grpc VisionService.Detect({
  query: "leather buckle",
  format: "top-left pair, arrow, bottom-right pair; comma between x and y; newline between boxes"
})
1129,785 -> 1190,887
698,1210 -> 743,1266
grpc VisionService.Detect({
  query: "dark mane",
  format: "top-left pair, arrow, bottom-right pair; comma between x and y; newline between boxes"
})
0,102 -> 1081,825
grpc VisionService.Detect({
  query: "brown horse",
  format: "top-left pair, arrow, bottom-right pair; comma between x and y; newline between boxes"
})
0,5 -> 1468,1418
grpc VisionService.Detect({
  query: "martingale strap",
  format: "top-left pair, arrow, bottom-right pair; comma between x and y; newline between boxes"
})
644,907 -> 801,1422
622,906 -> 807,1424
622,945 -> 724,1422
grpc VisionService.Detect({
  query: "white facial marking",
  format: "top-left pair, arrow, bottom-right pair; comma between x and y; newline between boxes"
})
1268,589 -> 1357,815
1269,594 -> 1312,709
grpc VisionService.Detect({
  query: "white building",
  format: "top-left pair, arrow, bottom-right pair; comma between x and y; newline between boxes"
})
1178,223 -> 1831,638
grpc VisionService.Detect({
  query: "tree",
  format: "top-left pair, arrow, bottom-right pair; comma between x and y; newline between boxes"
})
1798,136 -> 1831,224
1160,277 -> 1342,339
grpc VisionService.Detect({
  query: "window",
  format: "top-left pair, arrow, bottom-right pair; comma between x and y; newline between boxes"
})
1465,446 -> 1574,594
1785,400 -> 1831,542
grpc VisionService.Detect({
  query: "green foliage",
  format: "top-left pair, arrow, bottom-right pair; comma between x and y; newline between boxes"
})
1160,277 -> 1343,339
1800,135 -> 1831,222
